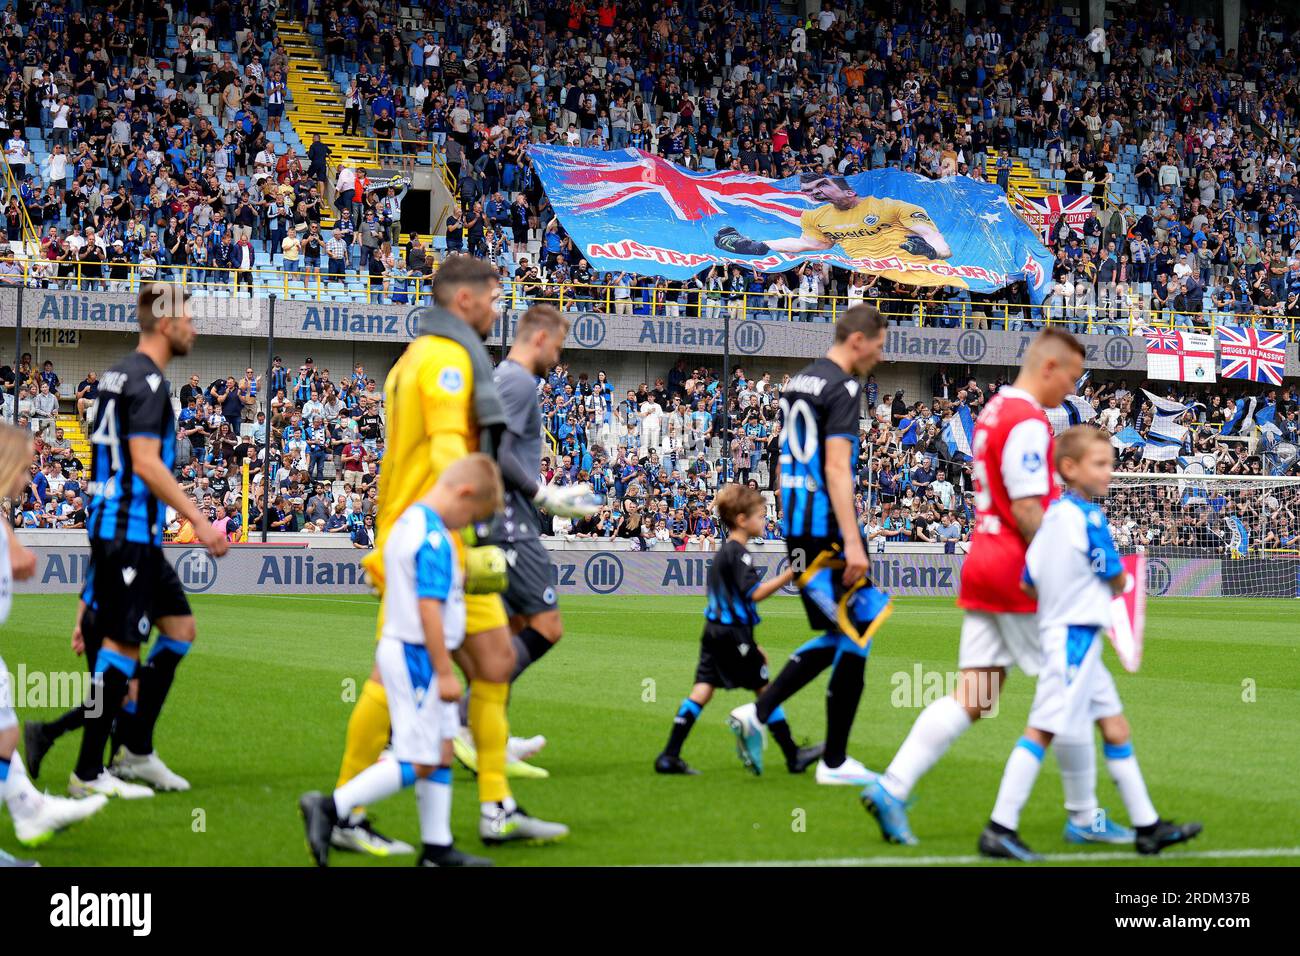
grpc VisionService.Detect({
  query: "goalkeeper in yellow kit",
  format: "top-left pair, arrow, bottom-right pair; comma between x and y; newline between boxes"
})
714,172 -> 966,290
331,256 -> 582,854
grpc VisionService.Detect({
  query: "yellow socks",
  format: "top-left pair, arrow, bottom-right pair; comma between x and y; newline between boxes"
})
468,679 -> 510,804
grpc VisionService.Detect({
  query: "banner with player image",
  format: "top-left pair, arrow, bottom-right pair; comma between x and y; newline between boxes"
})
528,146 -> 1056,302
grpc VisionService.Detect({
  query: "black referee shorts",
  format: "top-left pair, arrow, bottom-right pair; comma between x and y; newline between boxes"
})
85,540 -> 192,647
500,538 -> 559,618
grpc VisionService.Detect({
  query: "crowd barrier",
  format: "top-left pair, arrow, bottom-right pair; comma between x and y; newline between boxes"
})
16,543 -> 1297,599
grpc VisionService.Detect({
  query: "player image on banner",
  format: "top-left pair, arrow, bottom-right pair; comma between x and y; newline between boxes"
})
714,173 -> 964,290
527,146 -> 1056,301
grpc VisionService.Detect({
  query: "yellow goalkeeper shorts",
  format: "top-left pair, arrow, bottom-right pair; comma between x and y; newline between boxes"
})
466,592 -> 508,634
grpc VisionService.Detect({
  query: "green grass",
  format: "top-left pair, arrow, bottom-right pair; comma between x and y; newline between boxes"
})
2,594 -> 1297,866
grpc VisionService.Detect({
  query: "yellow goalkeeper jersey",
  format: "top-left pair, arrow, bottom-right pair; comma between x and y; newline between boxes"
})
361,334 -> 476,593
800,197 -> 967,289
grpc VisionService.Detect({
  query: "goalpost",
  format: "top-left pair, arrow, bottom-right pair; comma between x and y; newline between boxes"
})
1101,473 -> 1300,598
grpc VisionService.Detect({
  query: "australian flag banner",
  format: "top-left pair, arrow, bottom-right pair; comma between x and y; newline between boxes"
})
528,146 -> 1057,302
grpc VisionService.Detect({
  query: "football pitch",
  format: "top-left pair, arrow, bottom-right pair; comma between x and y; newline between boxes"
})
2,594 -> 1297,867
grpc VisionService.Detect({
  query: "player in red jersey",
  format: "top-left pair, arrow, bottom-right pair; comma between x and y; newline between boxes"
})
862,329 -> 1084,845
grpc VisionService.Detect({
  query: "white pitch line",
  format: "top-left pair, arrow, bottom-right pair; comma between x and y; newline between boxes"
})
660,846 -> 1300,867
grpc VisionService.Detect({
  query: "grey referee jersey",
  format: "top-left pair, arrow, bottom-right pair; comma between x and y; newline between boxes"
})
494,358 -> 544,542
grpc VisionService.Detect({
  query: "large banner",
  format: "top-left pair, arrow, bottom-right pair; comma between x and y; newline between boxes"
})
16,546 -> 1240,599
1010,192 -> 1093,243
529,146 -> 1056,302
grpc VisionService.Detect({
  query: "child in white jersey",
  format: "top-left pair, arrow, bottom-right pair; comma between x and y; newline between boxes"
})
978,425 -> 1202,860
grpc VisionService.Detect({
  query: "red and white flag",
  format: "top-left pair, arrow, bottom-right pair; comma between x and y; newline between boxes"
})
1142,328 -> 1216,383
1108,553 -> 1146,673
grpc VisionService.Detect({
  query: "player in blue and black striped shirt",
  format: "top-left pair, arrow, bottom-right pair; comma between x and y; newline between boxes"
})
60,284 -> 229,801
655,484 -> 821,776
729,305 -> 889,784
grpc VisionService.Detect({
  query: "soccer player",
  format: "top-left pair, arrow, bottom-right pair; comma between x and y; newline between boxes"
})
655,483 -> 821,775
332,255 -> 566,856
453,305 -> 599,779
300,455 -> 503,867
980,426 -> 1202,859
713,173 -> 962,289
65,283 -> 230,800
863,329 -> 1094,845
727,305 -> 888,785
0,424 -> 107,865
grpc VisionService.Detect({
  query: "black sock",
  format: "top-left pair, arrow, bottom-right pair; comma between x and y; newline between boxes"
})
663,699 -> 702,758
122,639 -> 189,755
75,664 -> 130,781
768,715 -> 800,764
754,645 -> 835,724
824,653 -> 866,768
509,627 -> 554,683
42,705 -> 86,741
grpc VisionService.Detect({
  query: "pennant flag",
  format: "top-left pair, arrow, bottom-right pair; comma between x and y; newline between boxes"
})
1225,515 -> 1250,558
1112,426 -> 1146,449
1107,553 -> 1146,673
1142,328 -> 1217,382
942,404 -> 975,460
1045,395 -> 1099,435
529,146 -> 1057,302
1222,396 -> 1258,437
1217,325 -> 1286,386
1139,389 -> 1190,460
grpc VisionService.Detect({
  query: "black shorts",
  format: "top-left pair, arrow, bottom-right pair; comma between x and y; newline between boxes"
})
500,538 -> 558,618
694,622 -> 768,691
787,534 -> 868,636
85,540 -> 192,647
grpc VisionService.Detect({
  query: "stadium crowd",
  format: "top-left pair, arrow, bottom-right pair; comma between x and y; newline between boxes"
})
3,0 -> 1299,554
0,1 -> 1298,325
7,338 -> 1299,554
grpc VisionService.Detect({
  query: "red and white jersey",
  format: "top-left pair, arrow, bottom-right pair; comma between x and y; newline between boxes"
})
958,386 -> 1057,614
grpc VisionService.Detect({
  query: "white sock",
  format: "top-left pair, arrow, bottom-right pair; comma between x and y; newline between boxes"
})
481,795 -> 517,817
333,760 -> 408,819
417,775 -> 453,847
990,738 -> 1046,831
880,695 -> 972,800
1055,733 -> 1099,826
2,751 -> 43,821
1105,742 -> 1158,828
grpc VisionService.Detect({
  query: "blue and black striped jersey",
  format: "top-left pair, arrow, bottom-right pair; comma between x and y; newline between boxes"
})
704,538 -> 762,626
778,357 -> 862,539
86,351 -> 176,547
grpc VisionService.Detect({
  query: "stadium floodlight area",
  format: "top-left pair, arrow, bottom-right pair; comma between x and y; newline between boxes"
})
1103,473 -> 1300,598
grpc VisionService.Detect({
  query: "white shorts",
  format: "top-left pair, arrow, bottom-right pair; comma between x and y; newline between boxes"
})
0,653 -> 15,732
376,638 -> 460,766
1027,625 -> 1123,737
958,611 -> 1043,676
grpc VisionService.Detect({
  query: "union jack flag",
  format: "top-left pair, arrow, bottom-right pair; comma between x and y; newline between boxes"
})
1011,193 -> 1094,242
549,150 -> 814,223
1143,328 -> 1184,352
1218,325 -> 1286,386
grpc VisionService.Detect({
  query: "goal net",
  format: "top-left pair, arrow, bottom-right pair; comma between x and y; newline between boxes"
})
1100,473 -> 1300,598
